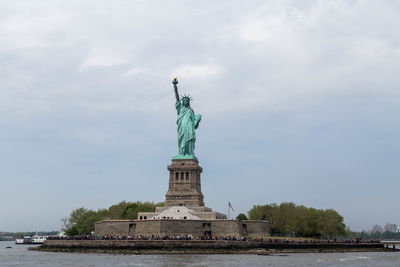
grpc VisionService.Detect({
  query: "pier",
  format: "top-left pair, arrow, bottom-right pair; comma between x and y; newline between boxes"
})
32,240 -> 388,254
381,240 -> 400,250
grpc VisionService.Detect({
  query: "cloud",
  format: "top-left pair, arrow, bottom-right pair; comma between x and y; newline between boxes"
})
80,45 -> 133,68
0,11 -> 69,50
171,63 -> 222,80
0,0 -> 399,232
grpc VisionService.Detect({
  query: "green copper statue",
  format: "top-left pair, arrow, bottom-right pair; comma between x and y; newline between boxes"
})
172,78 -> 202,160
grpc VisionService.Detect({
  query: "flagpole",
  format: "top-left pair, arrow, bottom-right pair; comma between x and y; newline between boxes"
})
228,202 -> 235,220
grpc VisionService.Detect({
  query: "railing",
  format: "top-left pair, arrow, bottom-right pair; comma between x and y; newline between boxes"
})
381,240 -> 400,249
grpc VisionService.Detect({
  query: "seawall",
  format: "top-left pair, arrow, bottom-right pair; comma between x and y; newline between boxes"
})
32,240 -> 387,254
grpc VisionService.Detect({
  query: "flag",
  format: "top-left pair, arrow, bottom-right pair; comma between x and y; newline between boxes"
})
228,202 -> 234,212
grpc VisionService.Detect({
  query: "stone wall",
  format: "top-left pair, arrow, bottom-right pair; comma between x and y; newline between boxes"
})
95,219 -> 269,238
243,221 -> 270,238
159,220 -> 204,236
210,220 -> 241,236
41,240 -> 384,252
192,211 -> 226,220
94,220 -> 135,236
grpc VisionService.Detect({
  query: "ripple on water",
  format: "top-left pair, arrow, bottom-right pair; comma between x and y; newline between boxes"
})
1,241 -> 400,267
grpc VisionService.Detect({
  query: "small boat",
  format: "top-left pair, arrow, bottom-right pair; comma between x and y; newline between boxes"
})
31,235 -> 48,244
15,236 -> 32,244
15,235 -> 48,244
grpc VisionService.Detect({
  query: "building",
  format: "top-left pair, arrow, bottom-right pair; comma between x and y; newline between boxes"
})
137,159 -> 226,220
95,159 -> 269,238
384,223 -> 397,233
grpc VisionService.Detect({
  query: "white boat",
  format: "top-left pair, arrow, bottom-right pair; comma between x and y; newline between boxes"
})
15,235 -> 48,244
15,239 -> 25,244
31,235 -> 48,244
15,236 -> 32,244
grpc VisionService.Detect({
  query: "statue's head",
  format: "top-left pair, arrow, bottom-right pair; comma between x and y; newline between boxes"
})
181,95 -> 192,107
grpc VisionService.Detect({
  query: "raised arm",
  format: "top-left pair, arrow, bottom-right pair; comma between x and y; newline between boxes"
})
173,77 -> 180,103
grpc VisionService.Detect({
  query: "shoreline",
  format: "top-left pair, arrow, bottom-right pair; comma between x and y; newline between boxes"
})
30,240 -> 395,254
31,247 -> 392,255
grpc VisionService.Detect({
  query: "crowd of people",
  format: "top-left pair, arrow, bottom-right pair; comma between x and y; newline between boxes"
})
266,238 -> 380,244
46,235 -> 380,243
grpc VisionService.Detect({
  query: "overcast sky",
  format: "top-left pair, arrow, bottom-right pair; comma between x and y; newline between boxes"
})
0,0 -> 399,232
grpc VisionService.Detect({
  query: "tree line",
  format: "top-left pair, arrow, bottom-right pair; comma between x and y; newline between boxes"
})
247,202 -> 348,238
0,231 -> 58,239
62,201 -> 163,236
63,201 -> 347,238
353,231 -> 400,240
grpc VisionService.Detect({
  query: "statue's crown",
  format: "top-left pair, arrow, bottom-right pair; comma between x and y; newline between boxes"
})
181,94 -> 192,101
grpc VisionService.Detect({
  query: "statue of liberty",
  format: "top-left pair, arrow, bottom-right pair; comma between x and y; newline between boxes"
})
172,78 -> 202,160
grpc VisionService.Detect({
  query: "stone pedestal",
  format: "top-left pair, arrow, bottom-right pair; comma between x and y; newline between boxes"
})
137,158 -> 227,220
165,159 -> 204,207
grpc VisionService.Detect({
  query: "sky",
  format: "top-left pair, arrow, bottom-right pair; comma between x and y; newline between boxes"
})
0,0 -> 399,232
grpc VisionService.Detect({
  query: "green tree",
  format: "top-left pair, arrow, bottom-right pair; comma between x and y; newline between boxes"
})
247,202 -> 347,237
306,209 -> 318,237
236,213 -> 248,220
121,201 -> 162,219
293,205 -> 309,237
248,203 -> 277,223
64,208 -> 108,236
272,202 -> 297,236
62,207 -> 88,231
108,201 -> 130,219
318,209 -> 346,238
63,201 -> 165,236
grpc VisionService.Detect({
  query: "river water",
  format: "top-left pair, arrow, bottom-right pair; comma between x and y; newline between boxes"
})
1,241 -> 399,266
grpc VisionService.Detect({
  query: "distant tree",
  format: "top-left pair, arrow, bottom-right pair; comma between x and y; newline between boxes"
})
318,209 -> 346,238
293,205 -> 309,237
236,213 -> 248,220
247,203 -> 347,238
248,203 -> 277,223
354,230 -> 400,239
64,208 -> 108,236
63,201 -> 164,236
120,201 -> 162,219
107,201 -> 130,219
65,225 -> 79,236
272,202 -> 297,236
62,207 -> 88,231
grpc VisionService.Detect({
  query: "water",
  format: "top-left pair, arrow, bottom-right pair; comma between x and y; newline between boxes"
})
1,241 -> 400,266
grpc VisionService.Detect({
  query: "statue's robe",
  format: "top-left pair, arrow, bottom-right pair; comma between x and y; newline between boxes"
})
175,101 -> 201,156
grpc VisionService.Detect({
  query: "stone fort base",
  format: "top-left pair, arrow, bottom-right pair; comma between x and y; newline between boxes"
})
94,219 -> 269,238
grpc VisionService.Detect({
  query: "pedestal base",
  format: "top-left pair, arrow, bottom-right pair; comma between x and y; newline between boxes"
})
165,159 -> 204,207
172,154 -> 198,160
137,158 -> 227,221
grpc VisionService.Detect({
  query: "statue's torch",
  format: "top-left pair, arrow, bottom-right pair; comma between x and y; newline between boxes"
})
173,77 -> 179,102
